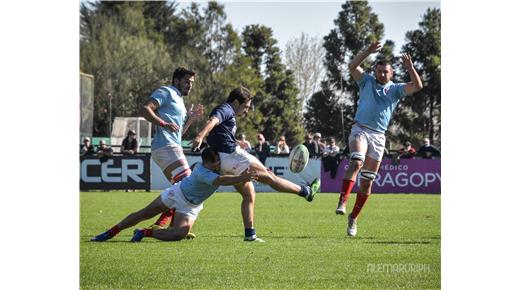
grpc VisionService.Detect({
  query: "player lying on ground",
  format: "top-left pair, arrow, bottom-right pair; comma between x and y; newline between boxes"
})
91,147 -> 258,242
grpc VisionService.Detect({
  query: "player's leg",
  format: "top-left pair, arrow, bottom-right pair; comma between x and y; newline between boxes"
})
336,128 -> 369,215
220,148 -> 319,202
154,211 -> 193,241
133,212 -> 194,242
162,159 -> 192,184
248,158 -> 320,202
347,156 -> 381,236
218,151 -> 260,241
131,186 -> 201,242
151,145 -> 191,228
153,161 -> 190,228
234,181 -> 264,242
91,195 -> 169,242
150,160 -> 186,228
115,196 -> 169,230
347,131 -> 385,236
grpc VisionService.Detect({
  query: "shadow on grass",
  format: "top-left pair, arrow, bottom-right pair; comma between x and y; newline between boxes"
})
86,240 -> 133,243
201,234 -> 315,239
422,236 -> 441,240
198,234 -> 242,239
350,236 -> 377,240
365,240 -> 432,245
81,236 -> 163,243
83,234 -> 384,242
84,239 -> 197,244
82,237 -> 139,243
261,235 -> 313,239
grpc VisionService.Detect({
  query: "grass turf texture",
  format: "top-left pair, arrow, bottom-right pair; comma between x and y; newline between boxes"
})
81,191 -> 440,289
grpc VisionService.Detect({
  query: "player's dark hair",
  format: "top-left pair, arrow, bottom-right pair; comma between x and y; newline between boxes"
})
226,86 -> 253,104
375,60 -> 392,68
201,147 -> 219,163
171,67 -> 196,84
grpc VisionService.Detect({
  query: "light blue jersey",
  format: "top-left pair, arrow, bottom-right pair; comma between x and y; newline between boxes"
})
180,163 -> 220,205
149,86 -> 187,150
354,73 -> 407,133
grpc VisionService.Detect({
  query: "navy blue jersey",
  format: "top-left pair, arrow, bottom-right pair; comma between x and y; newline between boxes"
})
207,102 -> 237,154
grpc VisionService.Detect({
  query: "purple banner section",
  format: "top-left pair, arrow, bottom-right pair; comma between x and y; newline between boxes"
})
321,159 -> 441,193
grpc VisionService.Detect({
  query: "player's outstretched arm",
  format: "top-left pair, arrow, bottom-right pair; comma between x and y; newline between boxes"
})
190,116 -> 219,151
212,168 -> 259,186
401,53 -> 423,95
348,41 -> 382,81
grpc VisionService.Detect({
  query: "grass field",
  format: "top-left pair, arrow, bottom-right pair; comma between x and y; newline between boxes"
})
81,191 -> 440,289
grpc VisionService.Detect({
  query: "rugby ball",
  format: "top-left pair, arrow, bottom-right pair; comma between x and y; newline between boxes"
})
288,144 -> 309,173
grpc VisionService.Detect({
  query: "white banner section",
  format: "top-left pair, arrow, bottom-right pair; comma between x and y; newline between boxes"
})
151,155 -> 320,192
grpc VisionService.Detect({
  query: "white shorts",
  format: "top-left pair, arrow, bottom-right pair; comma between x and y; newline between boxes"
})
160,182 -> 203,221
152,144 -> 190,181
218,146 -> 259,175
348,123 -> 386,162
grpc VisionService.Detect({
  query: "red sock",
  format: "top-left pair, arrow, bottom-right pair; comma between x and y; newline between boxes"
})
339,179 -> 355,205
108,225 -> 121,237
168,208 -> 177,228
351,193 -> 370,219
154,209 -> 174,226
170,168 -> 191,184
143,228 -> 153,237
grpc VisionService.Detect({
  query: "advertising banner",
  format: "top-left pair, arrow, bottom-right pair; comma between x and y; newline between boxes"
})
80,155 -> 151,190
320,158 -> 441,193
81,155 -> 439,193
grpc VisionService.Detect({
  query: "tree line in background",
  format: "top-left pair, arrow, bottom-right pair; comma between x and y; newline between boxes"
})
80,0 -> 441,149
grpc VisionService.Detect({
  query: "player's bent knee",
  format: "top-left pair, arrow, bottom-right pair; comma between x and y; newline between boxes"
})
179,226 -> 190,237
346,160 -> 363,172
347,152 -> 364,170
168,166 -> 191,184
172,226 -> 190,241
161,228 -> 188,241
350,152 -> 365,162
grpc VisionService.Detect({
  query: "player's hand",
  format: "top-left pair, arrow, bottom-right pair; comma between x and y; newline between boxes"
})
189,103 -> 204,119
367,41 -> 382,54
401,53 -> 413,70
189,135 -> 203,152
241,167 -> 259,182
163,122 -> 180,132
